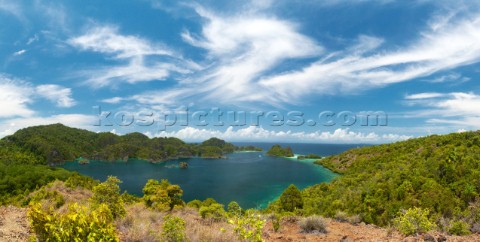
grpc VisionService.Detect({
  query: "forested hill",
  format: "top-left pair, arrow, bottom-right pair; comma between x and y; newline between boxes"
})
305,130 -> 480,230
1,124 -> 237,164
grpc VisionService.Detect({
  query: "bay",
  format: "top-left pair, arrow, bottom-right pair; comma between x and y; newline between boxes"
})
61,143 -> 360,208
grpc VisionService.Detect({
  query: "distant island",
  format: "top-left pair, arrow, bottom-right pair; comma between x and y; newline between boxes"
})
266,144 -> 294,157
297,154 -> 322,160
1,124 -> 260,164
235,145 -> 263,152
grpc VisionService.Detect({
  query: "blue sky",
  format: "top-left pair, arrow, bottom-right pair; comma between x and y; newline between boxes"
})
1,0 -> 480,143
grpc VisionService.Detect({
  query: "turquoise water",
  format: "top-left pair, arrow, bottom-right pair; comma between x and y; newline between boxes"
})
62,143 -> 357,208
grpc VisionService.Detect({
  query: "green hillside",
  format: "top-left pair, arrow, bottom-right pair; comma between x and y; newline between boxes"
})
299,131 -> 480,231
1,124 -> 242,164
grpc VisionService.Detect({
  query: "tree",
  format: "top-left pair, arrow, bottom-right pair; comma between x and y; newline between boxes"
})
90,176 -> 125,218
143,179 -> 184,211
228,201 -> 242,216
279,184 -> 303,212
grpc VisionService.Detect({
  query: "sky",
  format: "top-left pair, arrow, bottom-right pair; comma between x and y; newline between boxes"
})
1,0 -> 480,143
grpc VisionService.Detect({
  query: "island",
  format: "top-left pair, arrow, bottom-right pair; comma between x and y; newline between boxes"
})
297,154 -> 322,160
266,144 -> 294,157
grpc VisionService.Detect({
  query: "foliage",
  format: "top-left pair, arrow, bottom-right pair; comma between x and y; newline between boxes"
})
229,210 -> 266,242
393,207 -> 436,235
279,184 -> 303,212
2,124 -> 238,164
266,145 -> 294,157
448,220 -> 471,235
23,187 -> 65,208
299,216 -> 327,233
0,163 -> 73,205
90,176 -> 125,219
28,202 -> 119,242
186,199 -> 202,209
162,215 -> 187,242
271,214 -> 281,232
64,173 -> 99,190
303,130 -> 480,227
199,203 -> 227,222
143,179 -> 184,211
227,201 -> 242,217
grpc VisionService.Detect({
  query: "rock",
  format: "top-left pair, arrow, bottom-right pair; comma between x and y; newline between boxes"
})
339,235 -> 355,242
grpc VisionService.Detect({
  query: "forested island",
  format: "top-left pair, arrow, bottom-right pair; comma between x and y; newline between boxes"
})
1,124 -> 252,164
266,144 -> 294,157
1,124 -> 480,240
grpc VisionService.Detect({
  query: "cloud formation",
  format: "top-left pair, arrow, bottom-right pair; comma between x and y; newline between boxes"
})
152,126 -> 411,143
69,26 -> 195,88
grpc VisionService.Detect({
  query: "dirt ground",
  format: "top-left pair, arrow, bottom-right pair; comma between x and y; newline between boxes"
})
0,206 -> 30,242
263,219 -> 480,242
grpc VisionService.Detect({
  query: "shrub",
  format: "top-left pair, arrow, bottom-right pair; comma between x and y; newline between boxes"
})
279,184 -> 303,212
448,220 -> 471,235
143,179 -> 184,211
271,214 -> 281,232
162,215 -> 187,242
199,203 -> 226,222
299,215 -> 327,233
227,201 -> 242,216
229,210 -> 266,242
186,199 -> 202,209
65,173 -> 99,190
393,207 -> 436,235
28,202 -> 118,241
24,188 -> 65,208
90,176 -> 125,218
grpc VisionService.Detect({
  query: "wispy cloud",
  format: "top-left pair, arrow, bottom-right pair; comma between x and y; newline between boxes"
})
13,49 -> 26,56
404,92 -> 480,129
259,15 -> 480,103
69,25 -> 195,88
36,84 -> 76,108
150,126 -> 411,144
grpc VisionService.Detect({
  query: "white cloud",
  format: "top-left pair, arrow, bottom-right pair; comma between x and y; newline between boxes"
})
0,76 -> 35,118
154,126 -> 411,144
36,84 -> 76,108
132,5 -> 322,107
405,92 -> 446,100
69,26 -> 194,88
259,16 -> 480,103
425,73 -> 470,84
135,4 -> 480,108
13,49 -> 26,56
405,92 -> 480,129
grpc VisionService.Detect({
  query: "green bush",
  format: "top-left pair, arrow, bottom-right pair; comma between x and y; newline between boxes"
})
227,201 -> 242,217
142,179 -> 184,211
162,215 -> 187,242
279,184 -> 303,212
28,202 -> 118,241
393,207 -> 436,235
229,210 -> 266,242
299,215 -> 327,233
186,199 -> 202,209
448,220 -> 471,235
199,203 -> 226,222
90,176 -> 125,219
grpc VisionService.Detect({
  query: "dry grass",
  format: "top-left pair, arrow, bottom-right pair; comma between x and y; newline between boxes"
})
116,204 -> 240,242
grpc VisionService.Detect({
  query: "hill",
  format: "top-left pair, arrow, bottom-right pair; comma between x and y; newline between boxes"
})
293,131 -> 480,234
1,124 -> 242,164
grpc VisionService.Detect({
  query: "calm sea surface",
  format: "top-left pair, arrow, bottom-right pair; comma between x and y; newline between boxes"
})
62,143 -> 363,208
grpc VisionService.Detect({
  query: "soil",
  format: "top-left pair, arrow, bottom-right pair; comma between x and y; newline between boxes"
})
0,206 -> 31,242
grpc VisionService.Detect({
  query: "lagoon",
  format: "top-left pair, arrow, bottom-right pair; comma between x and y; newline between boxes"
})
62,143 -> 359,208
